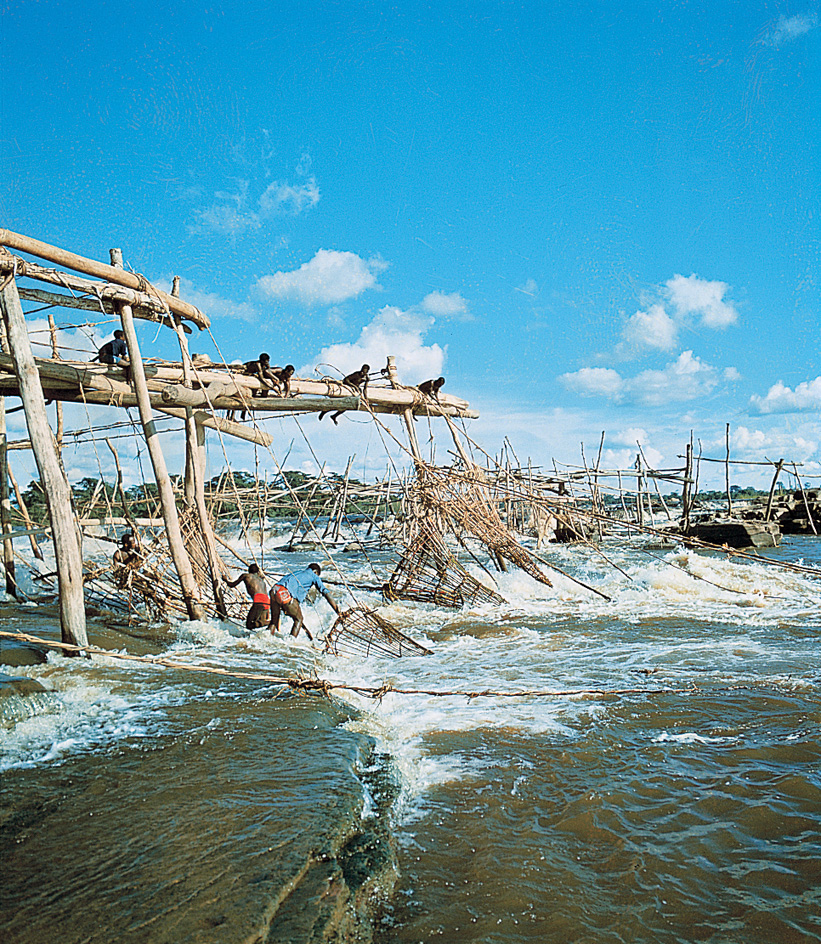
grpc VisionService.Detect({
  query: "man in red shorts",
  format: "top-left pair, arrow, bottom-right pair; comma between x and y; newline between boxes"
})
227,563 -> 270,629
269,563 -> 341,640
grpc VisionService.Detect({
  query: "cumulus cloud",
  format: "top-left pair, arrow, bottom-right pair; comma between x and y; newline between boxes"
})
665,273 -> 738,329
561,367 -> 624,399
561,351 -> 729,406
622,304 -> 678,352
763,12 -> 818,47
610,427 -> 649,447
420,291 -> 472,321
256,250 -> 388,306
727,425 -> 818,462
303,304 -> 444,383
749,377 -> 821,414
618,273 -> 737,356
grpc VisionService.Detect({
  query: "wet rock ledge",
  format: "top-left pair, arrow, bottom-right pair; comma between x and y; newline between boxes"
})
1,684 -> 398,944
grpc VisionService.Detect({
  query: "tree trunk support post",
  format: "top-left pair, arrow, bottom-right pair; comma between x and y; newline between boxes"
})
385,356 -> 423,465
0,395 -> 16,598
171,274 -> 228,619
764,459 -> 784,523
110,249 -> 205,621
0,277 -> 88,646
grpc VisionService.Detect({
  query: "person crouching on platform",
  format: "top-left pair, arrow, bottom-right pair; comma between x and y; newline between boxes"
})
227,563 -> 270,629
92,330 -> 130,367
269,563 -> 341,640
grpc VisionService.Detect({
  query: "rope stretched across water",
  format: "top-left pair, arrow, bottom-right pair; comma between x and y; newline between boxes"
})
0,629 -> 799,703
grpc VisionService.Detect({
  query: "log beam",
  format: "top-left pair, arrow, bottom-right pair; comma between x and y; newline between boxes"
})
0,230 -> 207,328
0,279 -> 88,647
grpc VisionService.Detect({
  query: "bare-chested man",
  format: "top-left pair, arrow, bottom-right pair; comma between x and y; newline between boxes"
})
318,364 -> 371,425
227,563 -> 270,629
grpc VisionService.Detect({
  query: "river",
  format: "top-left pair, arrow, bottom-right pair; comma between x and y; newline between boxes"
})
2,530 -> 820,943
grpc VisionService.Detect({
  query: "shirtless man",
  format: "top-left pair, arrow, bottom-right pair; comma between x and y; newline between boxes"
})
227,563 -> 270,629
244,354 -> 278,397
318,364 -> 371,425
113,531 -> 142,568
269,563 -> 341,640
112,531 -> 142,589
418,376 -> 445,401
271,364 -> 295,398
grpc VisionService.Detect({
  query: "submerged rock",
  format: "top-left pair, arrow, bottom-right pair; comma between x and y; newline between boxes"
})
0,672 -> 48,697
0,639 -> 48,667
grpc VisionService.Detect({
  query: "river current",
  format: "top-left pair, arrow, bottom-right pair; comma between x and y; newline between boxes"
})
2,530 -> 820,943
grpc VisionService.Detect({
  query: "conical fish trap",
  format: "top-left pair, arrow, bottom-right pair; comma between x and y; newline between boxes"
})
386,525 -> 505,608
323,606 -> 432,658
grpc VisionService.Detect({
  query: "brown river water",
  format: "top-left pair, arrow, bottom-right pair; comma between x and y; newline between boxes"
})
2,534 -> 821,943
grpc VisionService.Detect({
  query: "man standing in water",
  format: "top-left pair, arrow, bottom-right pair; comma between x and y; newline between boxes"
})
269,563 -> 341,640
227,563 -> 270,629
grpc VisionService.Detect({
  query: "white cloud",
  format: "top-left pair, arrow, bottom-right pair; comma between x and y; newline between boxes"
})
622,303 -> 678,352
256,250 -> 388,306
561,351 -> 729,406
258,178 -> 320,217
763,12 -> 818,47
665,273 -> 737,329
193,175 -> 320,236
611,427 -> 649,447
25,317 -> 99,360
630,351 -> 723,405
616,274 -> 737,358
749,377 -> 821,414
420,291 -> 472,321
302,304 -> 444,383
723,426 -> 818,463
196,203 -> 260,237
560,366 -> 624,399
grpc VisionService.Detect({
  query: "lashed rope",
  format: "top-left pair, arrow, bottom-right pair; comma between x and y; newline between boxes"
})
0,630 -> 791,702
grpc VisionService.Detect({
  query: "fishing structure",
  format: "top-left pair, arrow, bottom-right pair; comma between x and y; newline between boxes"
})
1,229 -> 819,664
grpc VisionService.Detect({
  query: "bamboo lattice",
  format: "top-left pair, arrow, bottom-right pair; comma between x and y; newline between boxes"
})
323,606 -> 433,659
386,521 -> 504,608
414,466 -> 554,587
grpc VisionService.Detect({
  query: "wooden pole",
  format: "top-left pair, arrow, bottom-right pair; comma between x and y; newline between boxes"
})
792,462 -> 817,535
681,438 -> 693,530
0,277 -> 88,647
0,396 -> 15,597
764,458 -> 784,523
333,455 -> 354,542
46,311 -> 64,450
725,423 -> 733,516
110,249 -> 205,621
0,229 -> 207,327
385,356 -> 423,464
8,463 -> 44,561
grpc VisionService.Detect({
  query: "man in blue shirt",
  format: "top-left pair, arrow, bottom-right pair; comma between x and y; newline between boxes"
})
269,563 -> 341,640
93,330 -> 130,366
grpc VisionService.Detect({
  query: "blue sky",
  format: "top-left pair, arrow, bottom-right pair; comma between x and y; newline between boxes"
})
2,1 -> 819,489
